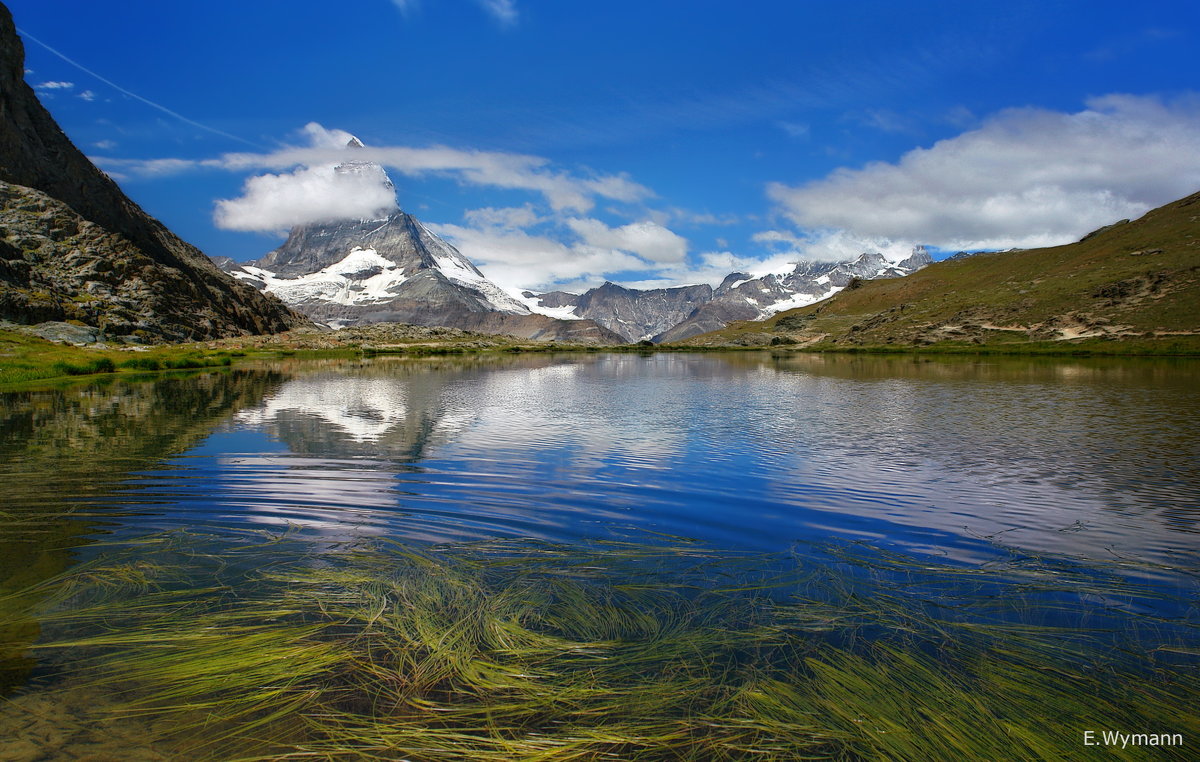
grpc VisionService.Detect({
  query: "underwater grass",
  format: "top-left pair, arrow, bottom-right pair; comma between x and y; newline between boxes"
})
3,532 -> 1197,761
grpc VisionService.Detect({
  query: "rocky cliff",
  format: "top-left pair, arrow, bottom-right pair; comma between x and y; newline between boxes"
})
0,3 -> 308,342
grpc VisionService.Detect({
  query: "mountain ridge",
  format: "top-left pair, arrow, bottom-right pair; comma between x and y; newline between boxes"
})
518,247 -> 932,342
0,4 -> 308,341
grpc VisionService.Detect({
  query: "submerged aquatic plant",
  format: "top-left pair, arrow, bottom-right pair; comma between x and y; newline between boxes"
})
2,531 -> 1197,760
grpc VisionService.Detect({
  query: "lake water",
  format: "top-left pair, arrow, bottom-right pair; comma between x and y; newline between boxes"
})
1,352 -> 1198,759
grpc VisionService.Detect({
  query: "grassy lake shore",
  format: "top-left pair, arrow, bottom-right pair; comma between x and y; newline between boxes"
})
4,324 -> 1200,389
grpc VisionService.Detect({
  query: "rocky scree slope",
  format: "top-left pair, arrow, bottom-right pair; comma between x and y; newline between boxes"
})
0,4 -> 307,342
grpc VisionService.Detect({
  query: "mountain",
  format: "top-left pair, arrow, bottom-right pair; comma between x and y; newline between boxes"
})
520,247 -> 932,342
222,148 -> 623,344
676,191 -> 1200,349
0,4 -> 307,342
518,282 -> 715,343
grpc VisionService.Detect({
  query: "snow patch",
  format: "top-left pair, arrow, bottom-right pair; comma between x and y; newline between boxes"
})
506,288 -> 584,320
761,285 -> 842,316
245,247 -> 411,307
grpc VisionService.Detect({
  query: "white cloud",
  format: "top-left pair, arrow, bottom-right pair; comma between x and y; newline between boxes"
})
776,121 -> 810,139
77,89 -> 96,101
427,212 -> 688,291
565,218 -> 688,264
93,157 -> 196,176
214,163 -> 397,234
203,123 -> 652,213
300,122 -> 360,149
463,204 -> 545,230
390,0 -> 516,27
752,229 -> 806,248
614,249 -> 812,290
769,94 -> 1200,251
426,222 -> 643,291
477,0 -> 518,27
92,139 -> 117,151
34,80 -> 73,90
754,228 -> 925,265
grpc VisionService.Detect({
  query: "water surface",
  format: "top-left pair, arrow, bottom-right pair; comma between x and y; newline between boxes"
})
9,352 -> 1195,563
1,352 -> 1197,759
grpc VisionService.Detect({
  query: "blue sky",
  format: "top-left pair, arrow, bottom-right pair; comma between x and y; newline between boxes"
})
11,0 -> 1200,292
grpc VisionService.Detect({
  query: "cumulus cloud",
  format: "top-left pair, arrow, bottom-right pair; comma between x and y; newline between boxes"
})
426,223 -> 644,291
752,228 -> 915,263
619,251 -> 799,290
214,163 -> 398,234
34,80 -> 73,90
463,204 -> 545,230
769,94 -> 1200,250
566,218 -> 688,263
425,214 -> 690,291
77,89 -> 96,101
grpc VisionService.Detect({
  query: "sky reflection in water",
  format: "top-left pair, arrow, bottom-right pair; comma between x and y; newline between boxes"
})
71,352 -> 1199,576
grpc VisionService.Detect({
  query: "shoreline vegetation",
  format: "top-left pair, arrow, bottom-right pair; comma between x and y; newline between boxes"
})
3,323 -> 1199,389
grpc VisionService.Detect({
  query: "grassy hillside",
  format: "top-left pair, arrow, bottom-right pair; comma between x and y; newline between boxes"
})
677,190 -> 1200,354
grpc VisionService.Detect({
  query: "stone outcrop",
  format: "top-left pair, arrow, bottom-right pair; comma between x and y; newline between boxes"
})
0,4 -> 308,341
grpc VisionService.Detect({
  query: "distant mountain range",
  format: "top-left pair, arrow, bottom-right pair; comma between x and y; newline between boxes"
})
679,190 -> 1200,349
518,248 -> 931,342
219,141 -> 931,343
0,5 -> 306,343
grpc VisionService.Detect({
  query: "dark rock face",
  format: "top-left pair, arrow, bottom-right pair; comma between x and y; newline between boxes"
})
653,301 -> 761,343
0,182 -> 303,341
524,281 -> 714,342
0,4 -> 307,341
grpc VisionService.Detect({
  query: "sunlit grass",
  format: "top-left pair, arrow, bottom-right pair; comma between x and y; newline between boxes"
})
0,329 -> 241,386
4,532 -> 1197,760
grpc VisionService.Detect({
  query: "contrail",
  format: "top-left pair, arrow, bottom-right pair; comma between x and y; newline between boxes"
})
16,26 -> 265,149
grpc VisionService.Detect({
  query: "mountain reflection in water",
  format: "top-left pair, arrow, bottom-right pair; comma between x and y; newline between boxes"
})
4,354 -> 1199,565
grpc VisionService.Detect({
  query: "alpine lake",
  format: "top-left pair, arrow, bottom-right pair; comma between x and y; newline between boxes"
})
1,351 -> 1197,761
